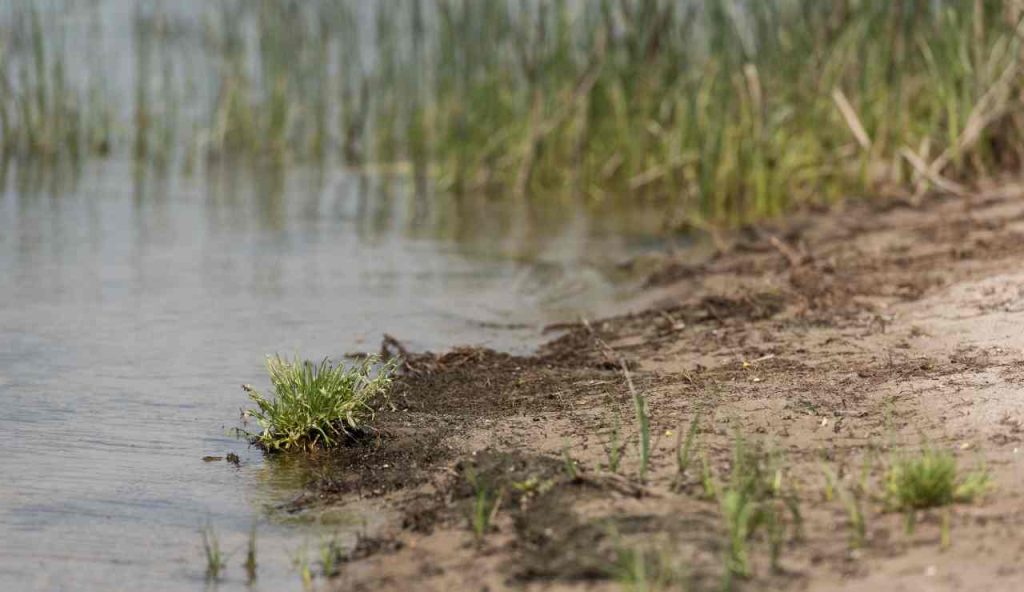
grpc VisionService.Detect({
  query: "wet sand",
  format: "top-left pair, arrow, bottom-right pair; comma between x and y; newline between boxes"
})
304,186 -> 1024,591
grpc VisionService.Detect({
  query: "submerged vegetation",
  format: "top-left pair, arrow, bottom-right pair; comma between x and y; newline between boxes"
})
5,1 -> 1024,226
242,355 -> 395,452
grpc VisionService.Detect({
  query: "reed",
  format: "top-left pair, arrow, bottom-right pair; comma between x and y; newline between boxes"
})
7,1 -> 1024,227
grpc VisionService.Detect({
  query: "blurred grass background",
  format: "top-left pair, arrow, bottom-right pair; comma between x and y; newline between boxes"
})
3,0 -> 1024,227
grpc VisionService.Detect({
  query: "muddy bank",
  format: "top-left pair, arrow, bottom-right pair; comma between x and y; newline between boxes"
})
305,186 -> 1024,591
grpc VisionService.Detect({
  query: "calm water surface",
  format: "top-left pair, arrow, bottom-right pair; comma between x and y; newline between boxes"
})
0,159 -> 664,591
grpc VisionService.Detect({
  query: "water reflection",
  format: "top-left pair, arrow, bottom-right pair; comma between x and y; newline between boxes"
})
0,156 -> 668,591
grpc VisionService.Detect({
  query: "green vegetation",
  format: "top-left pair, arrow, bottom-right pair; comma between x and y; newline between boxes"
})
242,355 -> 396,452
318,535 -> 345,578
0,8 -> 112,163
820,463 -> 867,550
562,441 -> 580,481
672,412 -> 702,491
624,367 -> 652,483
467,471 -> 504,543
611,545 -> 689,592
244,521 -> 258,583
377,0 -> 1024,226
714,437 -> 800,580
200,523 -> 226,581
8,2 -> 1024,226
604,413 -> 624,474
885,447 -> 991,532
291,543 -> 314,591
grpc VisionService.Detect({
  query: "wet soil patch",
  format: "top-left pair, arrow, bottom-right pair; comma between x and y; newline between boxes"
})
316,189 -> 1024,590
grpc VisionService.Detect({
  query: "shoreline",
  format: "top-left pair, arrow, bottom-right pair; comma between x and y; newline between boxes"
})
310,186 -> 1024,591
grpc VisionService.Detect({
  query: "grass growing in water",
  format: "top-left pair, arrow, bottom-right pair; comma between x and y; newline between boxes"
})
243,355 -> 396,452
318,535 -> 344,578
200,523 -> 226,582
13,2 -> 1024,228
885,448 -> 991,532
291,543 -> 314,591
244,521 -> 258,583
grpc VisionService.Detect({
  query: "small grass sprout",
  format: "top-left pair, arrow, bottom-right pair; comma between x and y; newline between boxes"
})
291,543 -> 313,591
672,411 -> 702,491
562,441 -> 579,481
467,471 -> 504,543
605,413 -> 624,474
820,463 -> 866,550
244,520 -> 257,583
200,522 -> 226,581
611,545 -> 689,592
318,535 -> 344,578
717,437 -> 801,580
623,367 -> 650,483
243,355 -> 396,452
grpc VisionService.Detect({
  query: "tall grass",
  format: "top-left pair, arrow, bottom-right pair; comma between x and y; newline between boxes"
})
387,0 -> 1024,225
6,2 -> 1024,226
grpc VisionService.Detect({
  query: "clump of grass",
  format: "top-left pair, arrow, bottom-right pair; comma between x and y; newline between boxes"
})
242,355 -> 396,452
200,523 -> 226,581
885,448 -> 991,532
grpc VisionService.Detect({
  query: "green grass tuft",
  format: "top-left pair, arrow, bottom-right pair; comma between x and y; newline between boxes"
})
243,355 -> 396,452
885,448 -> 991,531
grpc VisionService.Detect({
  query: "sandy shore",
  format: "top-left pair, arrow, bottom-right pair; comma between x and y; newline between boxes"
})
304,187 -> 1024,591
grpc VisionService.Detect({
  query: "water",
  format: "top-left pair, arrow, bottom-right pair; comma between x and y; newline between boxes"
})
0,158 -> 664,591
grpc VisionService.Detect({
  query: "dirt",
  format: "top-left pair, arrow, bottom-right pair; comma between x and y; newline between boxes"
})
305,184 -> 1024,591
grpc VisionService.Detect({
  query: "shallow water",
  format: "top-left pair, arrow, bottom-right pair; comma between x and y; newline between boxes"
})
0,158 -> 665,591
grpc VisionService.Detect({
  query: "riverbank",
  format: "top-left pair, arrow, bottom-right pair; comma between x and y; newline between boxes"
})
312,185 -> 1024,591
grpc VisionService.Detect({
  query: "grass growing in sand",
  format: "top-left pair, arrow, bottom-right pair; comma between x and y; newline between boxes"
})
242,355 -> 396,452
820,462 -> 867,550
467,470 -> 504,543
672,412 -> 702,491
611,545 -> 690,592
885,447 -> 991,532
716,437 -> 800,580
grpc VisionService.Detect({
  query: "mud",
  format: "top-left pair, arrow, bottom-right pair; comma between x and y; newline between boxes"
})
310,185 -> 1024,591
